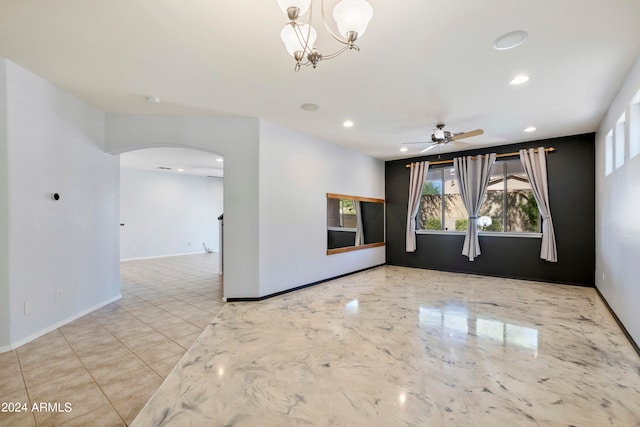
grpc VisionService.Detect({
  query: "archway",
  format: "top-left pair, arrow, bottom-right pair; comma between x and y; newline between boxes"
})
116,147 -> 225,347
105,114 -> 262,300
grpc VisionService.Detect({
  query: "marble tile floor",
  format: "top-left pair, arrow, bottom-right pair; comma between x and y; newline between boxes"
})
0,253 -> 223,426
132,266 -> 640,427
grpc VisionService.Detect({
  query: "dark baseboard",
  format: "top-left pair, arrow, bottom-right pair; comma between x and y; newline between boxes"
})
595,286 -> 640,359
226,265 -> 640,360
226,264 -> 386,302
388,262 -> 595,288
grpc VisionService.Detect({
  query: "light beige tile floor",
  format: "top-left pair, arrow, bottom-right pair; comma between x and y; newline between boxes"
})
0,253 -> 223,426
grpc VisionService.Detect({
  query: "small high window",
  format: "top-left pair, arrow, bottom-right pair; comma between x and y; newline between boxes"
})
630,90 -> 640,160
605,130 -> 613,176
615,113 -> 625,169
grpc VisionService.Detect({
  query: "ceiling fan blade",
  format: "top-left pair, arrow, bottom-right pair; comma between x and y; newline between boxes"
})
450,129 -> 484,141
402,141 -> 430,145
420,144 -> 438,153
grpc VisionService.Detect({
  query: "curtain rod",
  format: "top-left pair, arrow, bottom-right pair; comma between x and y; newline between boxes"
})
405,147 -> 555,168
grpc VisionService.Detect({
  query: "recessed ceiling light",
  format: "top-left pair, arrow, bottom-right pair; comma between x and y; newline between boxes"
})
177,168 -> 185,172
524,126 -> 537,133
510,75 -> 530,85
146,96 -> 161,103
400,147 -> 408,152
343,120 -> 354,128
301,103 -> 319,111
216,158 -> 223,162
493,30 -> 528,51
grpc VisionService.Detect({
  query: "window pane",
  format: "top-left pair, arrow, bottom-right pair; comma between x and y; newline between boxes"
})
631,93 -> 640,159
327,198 -> 340,227
418,169 -> 443,230
605,130 -> 613,176
615,114 -> 625,169
341,200 -> 357,228
505,160 -> 539,232
443,168 -> 466,231
479,163 -> 505,231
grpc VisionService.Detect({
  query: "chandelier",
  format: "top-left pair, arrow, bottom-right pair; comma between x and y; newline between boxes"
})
277,0 -> 373,71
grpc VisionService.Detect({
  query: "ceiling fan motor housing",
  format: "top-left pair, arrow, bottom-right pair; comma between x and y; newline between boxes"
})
431,128 -> 451,143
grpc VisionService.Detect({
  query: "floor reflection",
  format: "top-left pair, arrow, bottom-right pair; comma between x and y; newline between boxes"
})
419,305 -> 538,350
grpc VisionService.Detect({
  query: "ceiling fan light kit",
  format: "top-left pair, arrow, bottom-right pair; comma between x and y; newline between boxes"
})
277,0 -> 373,71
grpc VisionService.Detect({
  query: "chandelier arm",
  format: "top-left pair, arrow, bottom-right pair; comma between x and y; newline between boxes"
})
321,44 -> 354,60
320,0 -> 351,46
291,23 -> 314,55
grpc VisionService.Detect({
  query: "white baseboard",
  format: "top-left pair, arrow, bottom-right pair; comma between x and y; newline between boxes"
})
121,251 -> 218,262
0,294 -> 122,353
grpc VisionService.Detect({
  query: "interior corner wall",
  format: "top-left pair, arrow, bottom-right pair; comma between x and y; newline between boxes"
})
257,119 -> 385,297
105,114 -> 261,299
5,60 -> 120,348
0,59 -> 10,349
385,134 -> 595,286
595,55 -> 640,346
120,168 -> 223,260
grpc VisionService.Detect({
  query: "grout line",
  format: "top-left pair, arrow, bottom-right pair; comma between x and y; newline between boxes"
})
10,254 -> 220,427
13,349 -> 38,426
58,327 -> 129,426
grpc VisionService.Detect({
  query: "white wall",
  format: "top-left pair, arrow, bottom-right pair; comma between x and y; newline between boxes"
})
596,55 -> 640,345
120,168 -> 223,260
258,120 -> 385,297
105,115 -> 387,300
105,115 -> 261,299
0,60 -> 10,348
2,60 -> 120,349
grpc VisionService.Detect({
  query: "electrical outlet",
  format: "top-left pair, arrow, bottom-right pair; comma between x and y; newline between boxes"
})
56,290 -> 62,302
24,300 -> 32,315
297,264 -> 302,273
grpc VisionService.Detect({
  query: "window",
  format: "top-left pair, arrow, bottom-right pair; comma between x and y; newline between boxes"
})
418,167 -> 465,231
327,198 -> 356,228
615,113 -> 625,169
605,130 -> 613,176
631,91 -> 640,160
417,159 -> 540,233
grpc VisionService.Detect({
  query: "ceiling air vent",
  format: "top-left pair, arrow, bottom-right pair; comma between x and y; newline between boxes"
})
157,166 -> 172,170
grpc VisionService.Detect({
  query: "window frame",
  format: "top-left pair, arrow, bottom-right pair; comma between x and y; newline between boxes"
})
416,158 -> 542,238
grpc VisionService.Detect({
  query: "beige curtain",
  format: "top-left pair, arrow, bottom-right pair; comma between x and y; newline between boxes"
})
353,200 -> 364,246
454,153 -> 496,261
519,148 -> 558,262
406,161 -> 429,252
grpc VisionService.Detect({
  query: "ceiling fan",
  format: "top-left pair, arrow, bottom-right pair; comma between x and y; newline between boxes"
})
404,123 -> 484,153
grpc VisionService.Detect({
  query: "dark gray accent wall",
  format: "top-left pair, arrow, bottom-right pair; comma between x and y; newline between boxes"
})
385,133 -> 595,286
328,230 -> 356,249
361,202 -> 385,244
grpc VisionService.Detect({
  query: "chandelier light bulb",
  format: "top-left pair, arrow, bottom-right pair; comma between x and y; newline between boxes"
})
277,0 -> 311,17
280,24 -> 317,57
333,0 -> 373,39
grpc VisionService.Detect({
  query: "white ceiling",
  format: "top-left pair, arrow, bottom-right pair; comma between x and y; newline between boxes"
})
120,147 -> 224,178
1,1 -> 639,161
